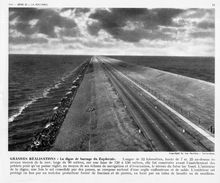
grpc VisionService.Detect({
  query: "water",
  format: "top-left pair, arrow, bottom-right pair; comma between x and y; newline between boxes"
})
9,54 -> 90,150
109,56 -> 215,83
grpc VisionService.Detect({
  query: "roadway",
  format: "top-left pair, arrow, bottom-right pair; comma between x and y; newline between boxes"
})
95,56 -> 209,151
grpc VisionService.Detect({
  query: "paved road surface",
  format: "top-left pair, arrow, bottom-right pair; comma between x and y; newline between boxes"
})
95,56 -> 210,151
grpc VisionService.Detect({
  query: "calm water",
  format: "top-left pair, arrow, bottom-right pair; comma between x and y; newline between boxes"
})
9,54 -> 90,150
109,56 -> 215,83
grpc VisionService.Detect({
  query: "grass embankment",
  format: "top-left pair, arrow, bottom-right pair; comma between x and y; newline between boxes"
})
106,57 -> 214,132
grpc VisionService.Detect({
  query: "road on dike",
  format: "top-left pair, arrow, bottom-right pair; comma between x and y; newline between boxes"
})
94,56 -> 213,151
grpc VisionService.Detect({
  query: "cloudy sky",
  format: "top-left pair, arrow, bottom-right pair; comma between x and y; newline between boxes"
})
9,8 -> 214,56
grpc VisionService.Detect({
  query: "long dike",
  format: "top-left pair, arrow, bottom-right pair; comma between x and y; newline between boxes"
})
26,59 -> 91,151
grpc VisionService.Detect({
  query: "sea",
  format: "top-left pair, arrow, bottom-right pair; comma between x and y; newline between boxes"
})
8,54 -> 214,151
9,54 -> 90,150
110,56 -> 215,83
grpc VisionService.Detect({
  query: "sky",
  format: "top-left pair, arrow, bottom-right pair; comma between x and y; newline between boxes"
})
9,8 -> 215,56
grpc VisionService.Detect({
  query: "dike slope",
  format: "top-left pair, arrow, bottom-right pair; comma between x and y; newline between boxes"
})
102,57 -> 214,131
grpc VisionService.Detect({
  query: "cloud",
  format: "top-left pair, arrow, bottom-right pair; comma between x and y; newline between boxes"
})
9,8 -> 215,56
179,8 -> 214,19
74,8 -> 91,16
197,20 -> 215,29
9,8 -> 77,38
57,27 -> 81,37
60,8 -> 90,15
173,9 -> 214,27
88,8 -> 183,42
190,31 -> 214,38
9,35 -> 48,45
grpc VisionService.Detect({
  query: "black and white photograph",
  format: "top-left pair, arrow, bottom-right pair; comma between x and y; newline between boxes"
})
8,7 -> 215,151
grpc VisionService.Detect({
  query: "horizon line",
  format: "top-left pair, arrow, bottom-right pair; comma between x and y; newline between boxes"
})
8,53 -> 215,58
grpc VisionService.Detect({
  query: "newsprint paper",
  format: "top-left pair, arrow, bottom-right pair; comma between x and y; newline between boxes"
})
0,0 -> 219,182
